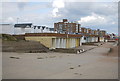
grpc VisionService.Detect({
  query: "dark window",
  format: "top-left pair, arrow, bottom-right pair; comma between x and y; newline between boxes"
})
38,26 -> 40,29
42,26 -> 45,30
34,26 -> 36,29
84,37 -> 86,40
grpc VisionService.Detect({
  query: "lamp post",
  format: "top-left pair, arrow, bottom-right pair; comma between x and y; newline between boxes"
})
17,18 -> 19,24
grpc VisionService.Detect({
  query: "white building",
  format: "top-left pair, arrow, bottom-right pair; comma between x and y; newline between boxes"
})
0,24 -> 14,35
80,36 -> 99,44
33,26 -> 54,33
33,26 -> 50,33
14,23 -> 33,35
49,28 -> 55,33
0,23 -> 55,35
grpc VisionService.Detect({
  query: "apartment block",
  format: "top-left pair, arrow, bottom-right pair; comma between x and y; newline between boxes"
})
54,19 -> 81,34
97,29 -> 106,36
79,27 -> 88,34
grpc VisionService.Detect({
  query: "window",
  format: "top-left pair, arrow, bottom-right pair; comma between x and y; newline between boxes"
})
87,29 -> 89,33
38,26 -> 40,29
84,37 -> 86,40
34,26 -> 36,29
79,28 -> 81,32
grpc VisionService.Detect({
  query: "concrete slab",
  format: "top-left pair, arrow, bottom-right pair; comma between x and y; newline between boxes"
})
2,42 -> 118,79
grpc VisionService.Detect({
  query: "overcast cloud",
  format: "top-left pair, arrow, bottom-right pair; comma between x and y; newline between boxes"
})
1,0 -> 118,34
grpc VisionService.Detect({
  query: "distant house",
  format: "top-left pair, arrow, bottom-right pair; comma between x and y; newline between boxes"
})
0,24 -> 14,35
34,26 -> 44,33
79,28 -> 107,43
108,33 -> 117,40
79,27 -> 87,34
49,28 -> 54,33
33,26 -> 51,33
14,23 -> 54,34
14,23 -> 33,35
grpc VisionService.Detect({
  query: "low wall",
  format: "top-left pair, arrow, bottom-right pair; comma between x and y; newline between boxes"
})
51,48 -> 84,54
2,41 -> 49,53
13,35 -> 25,40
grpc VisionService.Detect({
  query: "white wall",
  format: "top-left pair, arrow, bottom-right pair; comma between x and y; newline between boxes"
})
56,38 -> 60,48
52,38 -> 56,49
0,24 -> 53,35
91,37 -> 94,42
71,38 -> 76,47
34,27 -> 42,33
81,36 -> 99,43
56,38 -> 66,48
43,28 -> 50,33
34,27 -> 51,33
88,37 -> 98,42
52,38 -> 77,48
63,38 -> 66,48
95,37 -> 98,42
87,37 -> 91,42
81,36 -> 86,43
0,24 -> 14,35
14,28 -> 31,35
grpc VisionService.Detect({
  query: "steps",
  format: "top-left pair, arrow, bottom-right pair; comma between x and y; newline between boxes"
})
2,41 -> 49,53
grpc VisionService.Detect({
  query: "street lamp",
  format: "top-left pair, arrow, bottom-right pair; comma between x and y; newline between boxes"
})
17,18 -> 19,24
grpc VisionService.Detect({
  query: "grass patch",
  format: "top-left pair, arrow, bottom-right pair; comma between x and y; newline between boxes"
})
78,65 -> 81,67
2,34 -> 17,41
74,73 -> 78,75
49,56 -> 56,58
10,56 -> 20,59
37,57 -> 44,59
69,67 -> 74,69
109,48 -> 113,53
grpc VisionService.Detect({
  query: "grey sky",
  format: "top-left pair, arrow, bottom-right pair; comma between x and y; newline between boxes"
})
1,0 -> 119,34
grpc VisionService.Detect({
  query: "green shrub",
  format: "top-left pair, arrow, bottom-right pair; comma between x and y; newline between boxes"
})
2,34 -> 17,41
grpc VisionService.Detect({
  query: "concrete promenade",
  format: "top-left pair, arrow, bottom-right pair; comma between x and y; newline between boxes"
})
2,42 -> 118,79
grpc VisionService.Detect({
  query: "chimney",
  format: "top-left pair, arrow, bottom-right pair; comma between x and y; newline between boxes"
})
63,19 -> 68,22
97,29 -> 100,31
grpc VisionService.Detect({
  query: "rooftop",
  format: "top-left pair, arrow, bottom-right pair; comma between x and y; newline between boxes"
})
14,23 -> 32,28
0,23 -> 12,25
25,33 -> 99,38
49,28 -> 54,31
25,33 -> 83,38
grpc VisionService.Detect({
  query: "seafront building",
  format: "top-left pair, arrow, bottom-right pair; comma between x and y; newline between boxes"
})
14,23 -> 54,35
0,24 -> 14,35
54,19 -> 80,34
24,19 -> 107,49
1,19 -> 109,49
24,32 -> 104,49
14,23 -> 32,34
25,33 -> 82,49
0,23 -> 54,35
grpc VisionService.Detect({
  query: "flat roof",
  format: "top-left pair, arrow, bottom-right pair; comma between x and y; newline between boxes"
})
0,24 -> 11,25
25,33 -> 83,38
25,33 -> 101,38
14,23 -> 32,28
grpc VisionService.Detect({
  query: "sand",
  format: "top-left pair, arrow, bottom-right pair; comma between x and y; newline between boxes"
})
0,52 -> 2,80
2,42 -> 118,79
0,39 -> 2,80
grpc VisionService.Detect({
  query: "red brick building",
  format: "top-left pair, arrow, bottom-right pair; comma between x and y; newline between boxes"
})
54,19 -> 81,34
